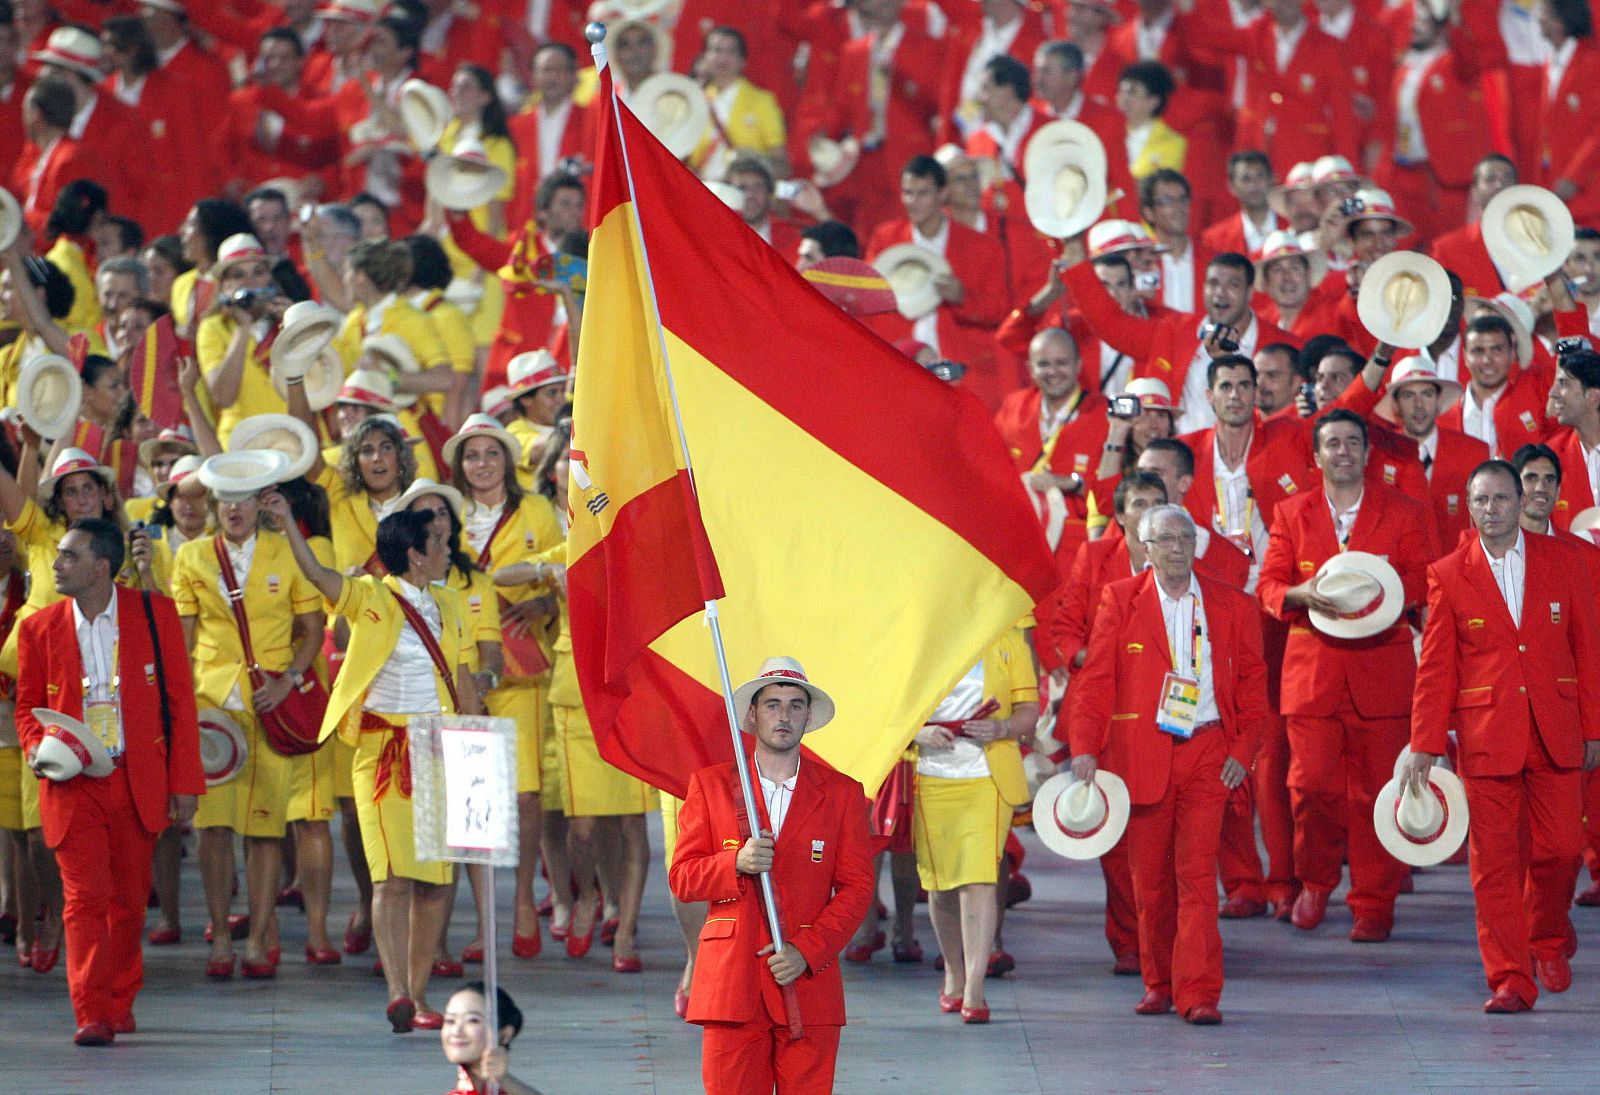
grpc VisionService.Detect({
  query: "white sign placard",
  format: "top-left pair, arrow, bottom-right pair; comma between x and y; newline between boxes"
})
408,714 -> 519,867
441,726 -> 507,851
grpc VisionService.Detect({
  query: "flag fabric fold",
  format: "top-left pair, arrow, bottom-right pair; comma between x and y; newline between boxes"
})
568,62 -> 1058,800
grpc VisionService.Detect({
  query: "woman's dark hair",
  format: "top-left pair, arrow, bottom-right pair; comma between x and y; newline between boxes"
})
80,353 -> 118,389
409,490 -> 476,583
276,475 -> 333,540
1118,59 -> 1176,116
1549,0 -> 1593,38
404,234 -> 453,291
22,255 -> 75,318
456,981 -> 523,1042
375,508 -> 433,575
456,63 -> 509,139
47,179 -> 108,237
146,234 -> 193,277
102,14 -> 159,76
192,199 -> 254,264
533,418 -> 571,500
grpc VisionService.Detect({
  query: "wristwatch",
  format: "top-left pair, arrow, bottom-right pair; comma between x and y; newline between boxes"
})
289,670 -> 306,689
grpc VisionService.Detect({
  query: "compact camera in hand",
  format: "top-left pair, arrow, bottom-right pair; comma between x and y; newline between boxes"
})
1199,322 -> 1240,353
226,285 -> 280,311
1107,395 -> 1142,419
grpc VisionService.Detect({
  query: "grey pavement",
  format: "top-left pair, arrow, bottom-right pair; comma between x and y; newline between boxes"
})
4,817 -> 1600,1094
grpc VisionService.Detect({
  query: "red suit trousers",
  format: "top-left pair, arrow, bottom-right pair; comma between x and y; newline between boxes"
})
1287,699 -> 1409,925
1579,767 -> 1600,883
1218,778 -> 1266,903
700,1019 -> 841,1095
1462,732 -> 1582,1006
1254,712 -> 1297,905
51,767 -> 159,1027
1125,730 -> 1229,1014
1100,835 -> 1140,962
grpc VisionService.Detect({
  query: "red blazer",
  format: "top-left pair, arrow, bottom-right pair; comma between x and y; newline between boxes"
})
674,0 -> 796,110
1200,211 -> 1282,258
1067,570 -> 1274,805
15,588 -> 204,848
507,99 -> 597,226
994,297 -> 1175,392
668,756 -> 874,1027
1384,23 -> 1494,187
1320,9 -> 1397,155
1235,18 -> 1359,168
0,75 -> 28,186
1423,426 -> 1492,544
1412,534 -> 1600,776
1545,426 -> 1598,531
1065,261 -> 1294,410
1258,484 -> 1434,718
1436,360 -> 1556,458
866,217 -> 1012,408
1178,417 -> 1318,540
938,10 -> 1050,141
1252,275 -> 1344,342
1429,223 -> 1503,300
1539,37 -> 1600,224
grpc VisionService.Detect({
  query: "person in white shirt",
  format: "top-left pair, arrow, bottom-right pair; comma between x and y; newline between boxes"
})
1461,312 -> 1520,455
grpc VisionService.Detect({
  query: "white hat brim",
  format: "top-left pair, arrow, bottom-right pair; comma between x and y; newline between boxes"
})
273,345 -> 345,412
730,673 -> 836,733
873,244 -> 952,321
270,308 -> 342,378
198,708 -> 249,786
425,154 -> 509,212
1569,505 -> 1600,534
1482,185 -> 1575,294
633,72 -> 710,159
1032,770 -> 1130,860
32,708 -> 115,779
1375,363 -> 1464,421
0,187 -> 20,254
228,414 -> 318,482
1373,769 -> 1469,867
441,424 -> 522,470
17,354 -> 83,443
1308,551 -> 1405,639
1356,251 -> 1453,350
1022,120 -> 1107,190
400,79 -> 451,154
199,449 -> 293,497
1025,138 -> 1108,240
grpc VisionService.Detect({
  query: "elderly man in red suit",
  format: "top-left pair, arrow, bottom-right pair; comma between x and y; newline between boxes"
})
866,155 -> 1011,407
508,42 -> 595,225
1069,503 -> 1273,1025
669,658 -> 873,1095
16,517 -> 202,1046
1404,460 -> 1600,1012
1259,409 -> 1436,941
1428,154 -> 1517,300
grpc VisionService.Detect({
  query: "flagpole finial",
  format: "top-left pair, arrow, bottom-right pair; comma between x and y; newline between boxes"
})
585,21 -> 607,44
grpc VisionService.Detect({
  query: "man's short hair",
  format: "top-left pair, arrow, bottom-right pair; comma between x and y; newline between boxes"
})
245,186 -> 292,214
1558,347 -> 1600,390
1547,0 -> 1593,38
68,517 -> 124,577
533,40 -> 578,67
1297,333 -> 1350,379
105,215 -> 144,254
375,508 -> 434,576
1208,251 -> 1255,287
1477,151 -> 1516,179
1138,167 -> 1190,209
1137,502 -> 1197,543
377,13 -> 422,56
1511,443 -> 1563,483
1312,407 -> 1368,449
99,255 -> 151,297
1113,469 -> 1167,514
317,203 -> 362,242
1320,347 -> 1365,375
902,155 -> 947,189
1576,226 -> 1600,244
1257,341 -> 1306,378
705,25 -> 747,57
1465,313 -> 1515,348
801,220 -> 859,260
1119,60 -> 1176,115
1206,352 -> 1256,389
261,26 -> 304,56
726,154 -> 774,191
984,54 -> 1031,102
25,76 -> 76,130
535,172 -> 585,212
1038,39 -> 1084,74
1091,252 -> 1132,278
1228,150 -> 1271,178
1468,458 -> 1522,496
403,234 -> 452,291
1142,437 -> 1195,478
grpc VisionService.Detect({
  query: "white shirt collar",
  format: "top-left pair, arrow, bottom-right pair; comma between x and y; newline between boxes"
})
72,590 -> 118,631
1320,5 -> 1355,38
1484,529 -> 1526,563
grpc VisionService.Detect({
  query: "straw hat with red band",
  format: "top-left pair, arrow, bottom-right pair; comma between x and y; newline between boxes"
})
873,244 -> 951,320
31,27 -> 104,82
1311,154 -> 1370,193
398,477 -> 467,522
213,233 -> 270,280
1357,250 -> 1451,350
1375,356 -> 1463,421
1373,762 -> 1469,867
198,449 -> 293,502
272,300 -> 343,379
1124,377 -> 1174,412
156,454 -> 204,502
31,709 -> 115,781
1087,218 -> 1166,260
138,424 -> 197,469
730,656 -> 836,731
1344,187 -> 1415,239
317,0 -> 382,20
336,368 -> 398,411
441,413 -> 521,468
1032,770 -> 1131,860
505,350 -> 568,398
802,257 -> 898,318
37,448 -> 116,502
480,385 -> 514,420
632,72 -> 711,159
198,709 -> 249,787
1255,228 -> 1328,290
1267,161 -> 1315,218
1307,551 -> 1405,640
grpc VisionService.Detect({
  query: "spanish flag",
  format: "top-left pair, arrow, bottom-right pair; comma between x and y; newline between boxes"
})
569,63 -> 1058,799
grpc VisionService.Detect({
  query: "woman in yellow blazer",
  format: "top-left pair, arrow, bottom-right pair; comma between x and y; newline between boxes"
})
405,236 -> 481,430
689,27 -> 788,178
437,63 -> 516,346
912,627 -> 1040,1022
1116,61 -> 1188,181
332,241 -> 455,412
265,492 -> 482,1034
196,233 -> 293,447
172,478 -> 325,981
445,415 -> 563,959
41,179 -> 107,341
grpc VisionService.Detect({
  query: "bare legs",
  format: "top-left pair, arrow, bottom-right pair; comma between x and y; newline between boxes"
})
372,874 -> 454,1011
929,883 -> 998,1011
338,798 -> 373,949
198,826 -> 235,963
293,820 -> 334,952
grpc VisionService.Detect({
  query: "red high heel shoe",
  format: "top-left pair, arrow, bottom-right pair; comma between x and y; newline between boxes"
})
600,917 -> 619,946
412,1008 -> 444,1030
673,987 -> 690,1018
241,957 -> 276,980
612,953 -> 642,973
147,925 -> 182,946
386,997 -> 415,1033
938,992 -> 961,1014
31,945 -> 59,974
512,929 -> 541,958
305,944 -> 342,966
566,901 -> 599,959
204,956 -> 236,980
342,913 -> 372,956
432,958 -> 464,977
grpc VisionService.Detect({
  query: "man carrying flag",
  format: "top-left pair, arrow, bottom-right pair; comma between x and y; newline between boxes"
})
669,658 -> 873,1094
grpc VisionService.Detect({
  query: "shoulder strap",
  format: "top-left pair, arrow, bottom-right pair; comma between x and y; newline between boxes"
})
474,505 -> 521,571
214,536 -> 260,668
141,591 -> 172,745
388,585 -> 463,711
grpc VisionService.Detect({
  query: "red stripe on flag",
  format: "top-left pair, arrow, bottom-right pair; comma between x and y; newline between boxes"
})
586,67 -> 631,238
610,107 -> 1057,601
581,646 -> 726,799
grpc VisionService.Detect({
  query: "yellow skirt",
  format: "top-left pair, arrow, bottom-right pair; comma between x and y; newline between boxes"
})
333,736 -> 357,799
194,709 -> 295,837
659,793 -> 684,874
540,711 -> 564,813
912,774 -> 1008,892
488,680 -> 547,795
286,737 -> 338,823
552,704 -> 656,818
0,746 -> 23,831
352,712 -> 452,885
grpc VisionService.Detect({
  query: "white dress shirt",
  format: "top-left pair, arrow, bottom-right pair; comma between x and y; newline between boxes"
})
74,593 -> 124,756
464,500 -> 505,556
365,579 -> 445,714
917,660 -> 991,780
1484,530 -> 1526,624
958,15 -> 1024,125
1161,244 -> 1195,314
756,757 -> 799,837
1414,427 -> 1440,481
1326,488 -> 1364,548
1547,36 -> 1578,96
1156,574 -> 1219,725
1394,46 -> 1444,163
1461,384 -> 1504,455
538,98 -> 574,180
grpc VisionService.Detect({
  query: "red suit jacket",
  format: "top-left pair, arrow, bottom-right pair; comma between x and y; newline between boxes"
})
1234,18 -> 1359,169
15,588 -> 203,848
1065,261 -> 1295,413
1422,426 -> 1492,544
993,385 -> 1115,566
866,217 -> 1012,407
1538,37 -> 1600,224
1258,484 -> 1435,718
674,0 -> 796,110
1381,21 -> 1494,187
937,10 -> 1050,141
1545,426 -> 1599,531
1436,360 -> 1556,458
1199,211 -> 1283,259
1068,570 -> 1274,805
1430,223 -> 1504,300
507,99 -> 597,226
668,757 -> 874,1026
1412,533 -> 1600,775
1252,276 -> 1345,343
1178,417 -> 1318,539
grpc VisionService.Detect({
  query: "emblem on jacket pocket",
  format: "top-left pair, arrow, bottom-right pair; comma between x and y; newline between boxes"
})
1551,602 -> 1562,623
811,839 -> 825,863
722,838 -> 740,850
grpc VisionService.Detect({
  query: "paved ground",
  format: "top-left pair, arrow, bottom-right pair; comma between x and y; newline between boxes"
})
5,817 -> 1600,1093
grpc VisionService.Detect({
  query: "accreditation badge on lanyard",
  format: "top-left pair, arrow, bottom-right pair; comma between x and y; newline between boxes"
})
1155,598 -> 1202,740
83,637 -> 122,756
